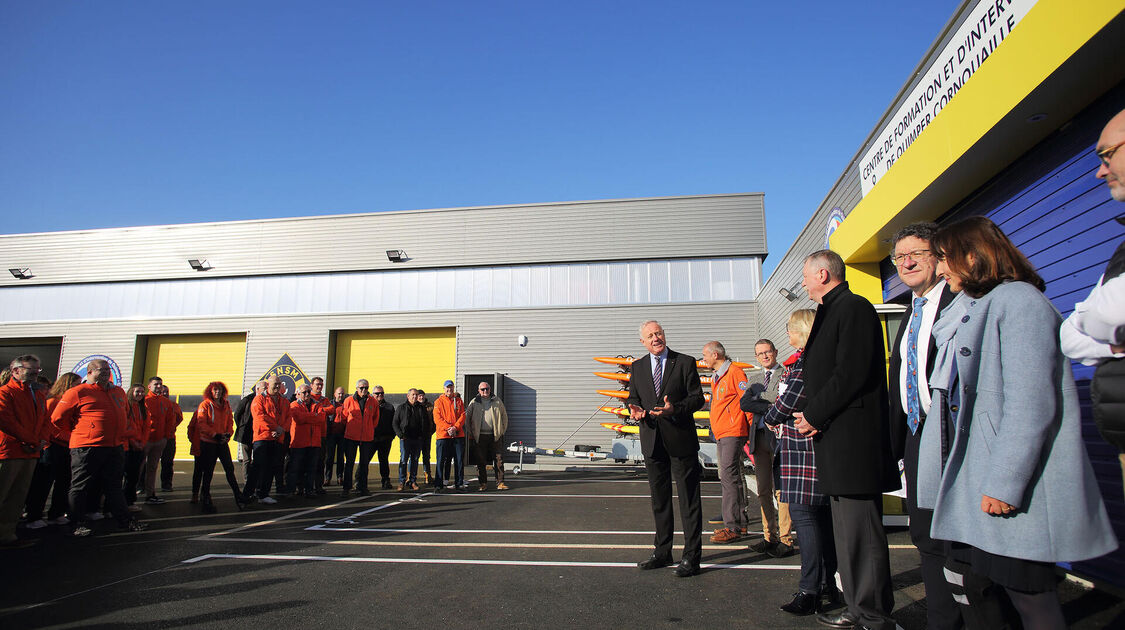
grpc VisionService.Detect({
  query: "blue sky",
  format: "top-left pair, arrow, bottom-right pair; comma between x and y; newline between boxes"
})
0,1 -> 957,279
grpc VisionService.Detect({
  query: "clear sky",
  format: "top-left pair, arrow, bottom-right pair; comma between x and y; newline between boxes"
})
0,1 -> 958,280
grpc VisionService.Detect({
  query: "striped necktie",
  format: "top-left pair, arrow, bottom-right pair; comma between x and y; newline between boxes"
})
652,355 -> 663,396
906,296 -> 928,434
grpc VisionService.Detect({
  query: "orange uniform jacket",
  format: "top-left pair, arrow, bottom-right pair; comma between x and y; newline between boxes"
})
709,363 -> 751,440
195,399 -> 234,444
340,395 -> 378,442
0,379 -> 48,459
166,399 -> 184,440
252,393 -> 290,443
51,383 -> 129,449
144,393 -> 175,443
122,399 -> 150,449
433,394 -> 465,439
46,397 -> 71,447
288,400 -> 325,449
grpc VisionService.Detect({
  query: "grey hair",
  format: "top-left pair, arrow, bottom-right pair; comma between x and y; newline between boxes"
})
638,320 -> 663,338
10,354 -> 40,370
804,249 -> 846,282
702,341 -> 727,359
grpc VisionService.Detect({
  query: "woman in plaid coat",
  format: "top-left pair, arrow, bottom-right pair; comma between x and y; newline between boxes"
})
762,308 -> 838,616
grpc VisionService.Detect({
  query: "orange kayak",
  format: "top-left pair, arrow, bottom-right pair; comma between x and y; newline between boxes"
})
596,372 -> 713,386
600,421 -> 710,438
600,406 -> 709,421
594,356 -> 754,370
598,389 -> 711,403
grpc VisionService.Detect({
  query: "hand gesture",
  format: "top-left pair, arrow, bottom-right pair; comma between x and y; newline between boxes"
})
649,396 -> 673,418
627,404 -> 646,421
793,411 -> 818,436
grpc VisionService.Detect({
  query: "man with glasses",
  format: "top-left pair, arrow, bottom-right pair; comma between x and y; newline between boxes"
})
393,388 -> 427,491
323,386 -> 348,487
466,380 -> 509,492
887,222 -> 961,630
434,380 -> 466,491
249,375 -> 289,504
1062,107 -> 1125,495
738,339 -> 794,557
371,385 -> 396,490
339,379 -> 379,496
0,355 -> 48,547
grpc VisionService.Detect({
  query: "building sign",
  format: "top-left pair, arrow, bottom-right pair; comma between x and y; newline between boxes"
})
859,0 -> 1039,196
824,207 -> 846,247
72,354 -> 122,386
258,353 -> 310,397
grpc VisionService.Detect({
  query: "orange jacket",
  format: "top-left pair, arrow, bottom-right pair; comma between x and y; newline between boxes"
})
341,394 -> 379,442
288,400 -> 325,449
51,383 -> 129,449
195,398 -> 234,444
122,399 -> 150,449
709,363 -> 751,440
144,393 -> 175,443
252,393 -> 290,442
0,379 -> 48,459
46,397 -> 71,446
166,398 -> 184,439
433,394 -> 465,439
325,398 -> 347,435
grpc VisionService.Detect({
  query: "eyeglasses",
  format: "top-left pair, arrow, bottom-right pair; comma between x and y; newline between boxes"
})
755,351 -> 774,357
17,365 -> 41,373
373,392 -> 384,396
891,249 -> 932,266
1096,140 -> 1125,166
357,386 -> 368,390
479,387 -> 490,391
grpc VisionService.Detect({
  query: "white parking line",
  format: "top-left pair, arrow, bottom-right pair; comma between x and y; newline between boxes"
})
307,526 -> 692,535
182,552 -> 800,571
427,493 -> 723,499
206,495 -> 369,537
204,535 -> 763,551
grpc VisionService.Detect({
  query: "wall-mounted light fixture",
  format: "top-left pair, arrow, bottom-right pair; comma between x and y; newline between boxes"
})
779,283 -> 802,302
8,267 -> 33,280
187,259 -> 213,271
386,249 -> 407,263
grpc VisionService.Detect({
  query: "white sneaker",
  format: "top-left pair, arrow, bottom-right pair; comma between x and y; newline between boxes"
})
127,504 -> 142,513
85,512 -> 105,521
259,496 -> 278,505
25,519 -> 48,530
47,516 -> 70,526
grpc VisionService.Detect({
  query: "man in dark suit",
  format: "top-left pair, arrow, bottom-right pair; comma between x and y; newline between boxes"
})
887,223 -> 962,630
793,250 -> 899,630
627,320 -> 707,577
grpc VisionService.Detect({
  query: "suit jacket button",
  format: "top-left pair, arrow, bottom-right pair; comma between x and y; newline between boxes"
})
950,405 -> 959,412
961,315 -> 970,323
959,347 -> 971,356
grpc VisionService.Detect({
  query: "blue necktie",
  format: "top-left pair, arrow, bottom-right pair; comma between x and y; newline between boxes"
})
906,296 -> 928,434
652,355 -> 663,396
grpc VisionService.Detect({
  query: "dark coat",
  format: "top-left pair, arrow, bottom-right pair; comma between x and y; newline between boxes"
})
888,284 -> 955,463
625,348 -> 706,458
232,392 -> 255,446
393,401 -> 428,440
798,282 -> 899,496
375,400 -> 397,439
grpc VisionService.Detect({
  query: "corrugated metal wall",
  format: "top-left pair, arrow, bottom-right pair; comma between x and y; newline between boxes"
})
0,194 -> 765,287
883,81 -> 1125,585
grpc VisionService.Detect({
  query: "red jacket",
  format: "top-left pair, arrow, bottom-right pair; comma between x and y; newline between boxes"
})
252,393 -> 290,442
325,398 -> 347,435
51,383 -> 129,449
122,399 -> 150,449
288,399 -> 325,449
341,394 -> 379,442
195,398 -> 233,444
0,379 -> 48,459
433,394 -> 465,439
46,397 -> 71,447
709,363 -> 751,440
144,393 -> 175,443
166,398 -> 184,440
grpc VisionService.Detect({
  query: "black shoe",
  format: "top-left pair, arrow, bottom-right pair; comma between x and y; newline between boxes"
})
637,555 -> 674,570
780,592 -> 818,616
356,488 -> 370,496
819,586 -> 842,611
381,480 -> 392,490
768,542 -> 794,558
750,539 -> 777,554
707,514 -> 724,525
673,560 -> 701,578
816,611 -> 857,629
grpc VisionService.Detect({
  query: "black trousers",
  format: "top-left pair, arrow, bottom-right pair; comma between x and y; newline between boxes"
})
829,494 -> 896,630
198,440 -> 242,502
24,442 -> 71,521
342,439 -> 376,491
123,448 -> 145,505
159,436 -> 176,490
644,438 -> 703,566
323,433 -> 346,480
69,446 -> 130,527
373,437 -> 393,484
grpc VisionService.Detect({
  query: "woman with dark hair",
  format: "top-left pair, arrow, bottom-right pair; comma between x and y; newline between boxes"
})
757,309 -> 839,616
23,372 -> 83,528
194,381 -> 246,512
123,384 -> 150,512
919,216 -> 1116,629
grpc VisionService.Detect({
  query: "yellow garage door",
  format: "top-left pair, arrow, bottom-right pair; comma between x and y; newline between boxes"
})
334,328 -> 455,463
143,333 -> 247,460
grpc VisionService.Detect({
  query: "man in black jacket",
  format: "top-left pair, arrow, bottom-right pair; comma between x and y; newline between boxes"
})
372,385 -> 397,490
887,224 -> 961,630
393,389 -> 427,491
234,380 -> 265,491
794,250 -> 898,630
626,320 -> 707,578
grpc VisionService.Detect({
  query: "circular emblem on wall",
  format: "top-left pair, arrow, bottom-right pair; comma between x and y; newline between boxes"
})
72,354 -> 122,387
824,206 -> 846,247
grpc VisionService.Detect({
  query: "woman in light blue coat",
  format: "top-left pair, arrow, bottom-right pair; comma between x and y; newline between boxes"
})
917,217 -> 1116,630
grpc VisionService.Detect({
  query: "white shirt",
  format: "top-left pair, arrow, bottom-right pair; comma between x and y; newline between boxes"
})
650,349 -> 669,382
1061,271 -> 1125,365
899,280 -> 946,415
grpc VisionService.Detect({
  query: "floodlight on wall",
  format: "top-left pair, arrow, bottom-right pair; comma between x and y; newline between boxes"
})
8,267 -> 33,280
779,284 -> 802,302
386,249 -> 407,263
187,259 -> 213,271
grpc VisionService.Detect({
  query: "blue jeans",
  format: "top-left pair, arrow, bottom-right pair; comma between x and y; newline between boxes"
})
398,438 -> 421,485
323,433 -> 346,481
789,502 -> 837,594
435,438 -> 464,487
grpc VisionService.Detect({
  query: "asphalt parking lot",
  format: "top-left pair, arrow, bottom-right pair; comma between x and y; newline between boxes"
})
1,467 -> 1122,629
